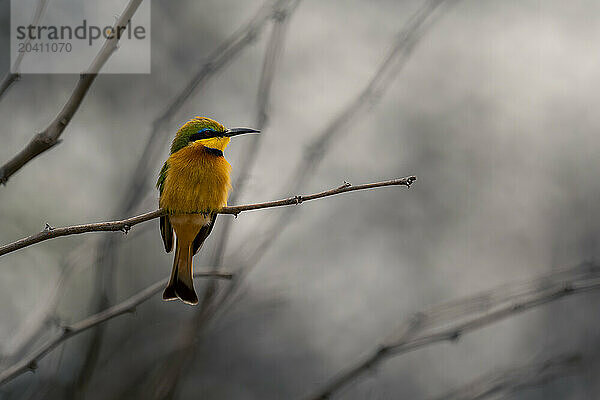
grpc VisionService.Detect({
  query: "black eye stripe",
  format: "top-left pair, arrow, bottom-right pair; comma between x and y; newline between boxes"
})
189,128 -> 214,142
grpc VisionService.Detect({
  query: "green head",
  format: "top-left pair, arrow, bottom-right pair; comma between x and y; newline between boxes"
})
170,117 -> 259,154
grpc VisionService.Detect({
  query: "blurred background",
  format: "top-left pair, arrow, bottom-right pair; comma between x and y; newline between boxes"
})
1,0 -> 599,398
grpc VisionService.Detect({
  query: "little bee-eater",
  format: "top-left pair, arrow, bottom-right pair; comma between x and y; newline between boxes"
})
157,117 -> 259,305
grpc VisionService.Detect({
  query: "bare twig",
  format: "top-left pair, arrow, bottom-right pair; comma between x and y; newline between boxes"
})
0,0 -> 50,101
431,353 -> 582,400
0,270 -> 232,386
305,262 -> 600,400
0,177 -> 416,257
0,0 -> 144,185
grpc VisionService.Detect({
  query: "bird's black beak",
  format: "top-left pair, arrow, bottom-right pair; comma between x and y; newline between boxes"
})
223,127 -> 260,137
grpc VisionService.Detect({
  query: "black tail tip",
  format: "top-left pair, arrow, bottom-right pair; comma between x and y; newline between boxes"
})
162,282 -> 198,305
162,286 -> 178,301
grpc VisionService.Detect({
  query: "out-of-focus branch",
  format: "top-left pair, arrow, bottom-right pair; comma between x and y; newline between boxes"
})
0,177 -> 416,257
0,74 -> 19,102
0,0 -> 49,101
431,354 -> 582,400
0,270 -> 232,386
0,249 -> 82,364
305,262 -> 600,400
211,0 -> 300,267
0,0 -> 144,185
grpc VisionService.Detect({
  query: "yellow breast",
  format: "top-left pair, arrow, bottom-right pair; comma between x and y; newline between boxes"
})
159,143 -> 232,214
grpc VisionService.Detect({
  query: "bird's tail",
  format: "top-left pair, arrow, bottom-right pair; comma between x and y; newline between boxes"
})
163,240 -> 198,305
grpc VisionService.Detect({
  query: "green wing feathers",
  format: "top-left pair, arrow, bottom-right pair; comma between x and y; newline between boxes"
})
157,161 -> 169,194
158,161 -> 173,252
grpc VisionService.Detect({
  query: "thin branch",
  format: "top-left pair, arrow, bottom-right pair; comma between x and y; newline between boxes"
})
0,0 -> 144,185
0,270 -> 232,386
304,262 -> 600,400
431,353 -> 582,400
0,0 -> 50,101
0,177 -> 416,257
0,74 -> 19,102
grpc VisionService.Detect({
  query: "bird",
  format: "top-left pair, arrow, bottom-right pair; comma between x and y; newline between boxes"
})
157,116 -> 259,305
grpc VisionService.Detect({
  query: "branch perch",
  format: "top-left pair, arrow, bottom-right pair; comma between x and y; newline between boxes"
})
0,270 -> 232,386
0,177 -> 416,257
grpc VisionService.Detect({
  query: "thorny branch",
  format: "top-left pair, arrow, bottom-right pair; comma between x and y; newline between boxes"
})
431,353 -> 582,400
0,271 -> 232,386
304,262 -> 600,400
0,177 -> 416,257
0,0 -> 144,185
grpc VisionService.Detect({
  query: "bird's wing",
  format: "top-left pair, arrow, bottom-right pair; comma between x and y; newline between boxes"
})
157,161 -> 173,252
192,214 -> 217,255
160,215 -> 174,253
156,161 -> 169,193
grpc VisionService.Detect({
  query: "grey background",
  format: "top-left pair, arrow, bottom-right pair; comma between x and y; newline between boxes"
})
0,0 -> 599,399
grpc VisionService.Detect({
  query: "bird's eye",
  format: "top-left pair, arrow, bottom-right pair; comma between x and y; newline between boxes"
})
189,128 -> 214,143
